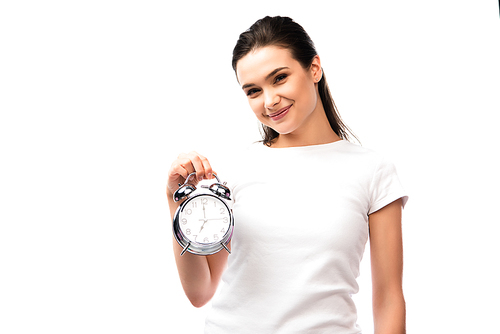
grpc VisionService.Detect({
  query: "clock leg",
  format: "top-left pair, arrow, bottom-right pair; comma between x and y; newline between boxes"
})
180,242 -> 191,256
221,242 -> 231,254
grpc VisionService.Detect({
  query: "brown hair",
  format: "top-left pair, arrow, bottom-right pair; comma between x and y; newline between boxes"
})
232,16 -> 358,146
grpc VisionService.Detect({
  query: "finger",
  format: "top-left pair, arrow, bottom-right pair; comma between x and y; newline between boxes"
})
169,161 -> 190,181
167,163 -> 191,194
198,154 -> 214,180
186,152 -> 207,182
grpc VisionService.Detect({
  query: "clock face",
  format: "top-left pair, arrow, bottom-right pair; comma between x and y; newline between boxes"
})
179,195 -> 231,245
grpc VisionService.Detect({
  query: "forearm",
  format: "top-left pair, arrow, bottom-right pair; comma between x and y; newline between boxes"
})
173,236 -> 216,307
169,192 -> 227,308
369,199 -> 406,333
373,290 -> 406,334
168,193 -> 214,307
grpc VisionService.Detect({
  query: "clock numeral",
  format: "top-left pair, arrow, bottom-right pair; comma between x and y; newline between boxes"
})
223,217 -> 228,223
201,198 -> 208,205
181,218 -> 187,225
221,228 -> 226,233
213,234 -> 219,241
192,202 -> 197,208
186,209 -> 192,215
185,228 -> 191,235
220,208 -> 225,215
203,237 -> 209,243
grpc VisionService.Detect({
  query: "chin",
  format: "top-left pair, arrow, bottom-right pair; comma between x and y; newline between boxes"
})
269,126 -> 296,136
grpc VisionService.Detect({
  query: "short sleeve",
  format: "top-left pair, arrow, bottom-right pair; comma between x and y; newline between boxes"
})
368,157 -> 408,215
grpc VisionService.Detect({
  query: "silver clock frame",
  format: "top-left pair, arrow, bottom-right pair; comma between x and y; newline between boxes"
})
173,193 -> 234,256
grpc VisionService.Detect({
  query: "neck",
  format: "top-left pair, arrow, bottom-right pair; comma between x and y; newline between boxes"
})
273,131 -> 340,148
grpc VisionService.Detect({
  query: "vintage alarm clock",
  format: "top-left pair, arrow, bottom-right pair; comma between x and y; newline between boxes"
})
172,172 -> 234,256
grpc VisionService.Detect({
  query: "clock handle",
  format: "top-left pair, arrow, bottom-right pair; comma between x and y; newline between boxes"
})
182,171 -> 221,184
175,172 -> 231,202
184,172 -> 198,184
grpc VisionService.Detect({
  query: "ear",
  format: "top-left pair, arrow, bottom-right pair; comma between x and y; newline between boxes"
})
310,55 -> 323,83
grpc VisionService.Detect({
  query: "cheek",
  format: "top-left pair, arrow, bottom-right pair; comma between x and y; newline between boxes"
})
281,80 -> 312,106
248,99 -> 265,118
294,82 -> 317,111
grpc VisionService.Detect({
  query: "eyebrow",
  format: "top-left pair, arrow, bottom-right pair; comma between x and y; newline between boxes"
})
241,66 -> 289,90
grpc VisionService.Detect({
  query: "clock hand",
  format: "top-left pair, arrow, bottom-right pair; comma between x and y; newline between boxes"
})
198,205 -> 208,233
199,219 -> 208,233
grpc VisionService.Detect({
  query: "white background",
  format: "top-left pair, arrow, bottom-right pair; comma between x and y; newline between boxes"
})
1,1 -> 499,333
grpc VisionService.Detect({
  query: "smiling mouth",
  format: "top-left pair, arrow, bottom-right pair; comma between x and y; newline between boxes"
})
267,105 -> 292,121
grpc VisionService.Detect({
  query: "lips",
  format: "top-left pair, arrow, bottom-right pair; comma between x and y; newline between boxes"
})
268,105 -> 291,121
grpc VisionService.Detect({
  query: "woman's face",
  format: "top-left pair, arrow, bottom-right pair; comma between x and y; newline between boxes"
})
236,46 -> 323,139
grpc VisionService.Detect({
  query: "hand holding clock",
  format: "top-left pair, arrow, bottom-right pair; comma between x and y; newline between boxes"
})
168,151 -> 233,256
167,151 -> 215,200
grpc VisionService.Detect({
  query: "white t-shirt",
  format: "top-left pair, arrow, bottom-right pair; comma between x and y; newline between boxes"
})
205,140 -> 408,334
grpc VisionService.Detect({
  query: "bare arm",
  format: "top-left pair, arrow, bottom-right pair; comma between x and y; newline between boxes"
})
167,152 -> 229,308
368,198 -> 406,334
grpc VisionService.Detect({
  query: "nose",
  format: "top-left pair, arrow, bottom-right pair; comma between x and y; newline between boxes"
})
264,90 -> 280,110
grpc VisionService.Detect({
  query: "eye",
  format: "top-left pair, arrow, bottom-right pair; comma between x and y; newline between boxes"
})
274,74 -> 287,83
246,88 -> 261,97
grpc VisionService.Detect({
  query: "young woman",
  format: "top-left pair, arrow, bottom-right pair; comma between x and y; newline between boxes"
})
167,16 -> 408,334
